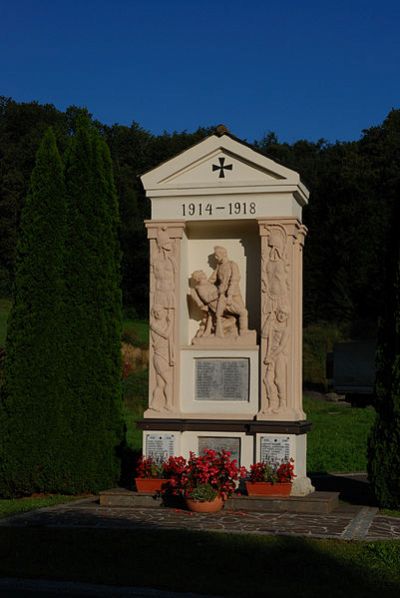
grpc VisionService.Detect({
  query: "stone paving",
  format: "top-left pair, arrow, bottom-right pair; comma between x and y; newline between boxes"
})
1,497 -> 400,540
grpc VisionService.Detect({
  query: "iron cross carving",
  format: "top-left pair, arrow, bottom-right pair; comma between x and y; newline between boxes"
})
212,157 -> 233,178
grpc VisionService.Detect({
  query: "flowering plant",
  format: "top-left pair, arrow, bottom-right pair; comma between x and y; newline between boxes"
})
136,456 -> 165,479
162,455 -> 187,487
177,449 -> 242,501
246,459 -> 295,484
136,455 -> 188,480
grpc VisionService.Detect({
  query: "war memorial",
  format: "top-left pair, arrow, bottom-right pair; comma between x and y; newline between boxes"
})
138,126 -> 313,497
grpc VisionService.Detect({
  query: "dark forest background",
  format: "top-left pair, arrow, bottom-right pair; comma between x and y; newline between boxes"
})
1,96 -> 399,339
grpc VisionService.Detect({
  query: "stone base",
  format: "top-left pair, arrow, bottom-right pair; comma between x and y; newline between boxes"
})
191,330 -> 257,347
291,476 -> 315,497
228,492 -> 338,514
99,488 -> 339,514
100,488 -> 162,508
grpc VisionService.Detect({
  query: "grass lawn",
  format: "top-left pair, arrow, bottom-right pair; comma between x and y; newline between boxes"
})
0,495 -> 82,519
304,394 -> 375,473
0,527 -> 399,597
122,378 -> 376,474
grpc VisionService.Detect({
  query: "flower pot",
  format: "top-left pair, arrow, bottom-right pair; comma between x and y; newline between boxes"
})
245,481 -> 292,497
135,478 -> 169,494
186,495 -> 224,513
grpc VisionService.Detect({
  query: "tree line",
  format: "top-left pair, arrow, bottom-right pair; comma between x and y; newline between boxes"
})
1,96 -> 399,332
0,120 -> 123,496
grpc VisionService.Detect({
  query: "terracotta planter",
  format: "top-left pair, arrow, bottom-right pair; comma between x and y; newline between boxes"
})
245,481 -> 292,497
135,478 -> 169,494
186,495 -> 224,513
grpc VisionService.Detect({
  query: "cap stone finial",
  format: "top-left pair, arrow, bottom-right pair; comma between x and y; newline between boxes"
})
215,124 -> 230,136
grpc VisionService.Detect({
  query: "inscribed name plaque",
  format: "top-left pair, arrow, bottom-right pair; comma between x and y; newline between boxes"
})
260,436 -> 290,464
195,358 -> 249,401
145,433 -> 175,462
198,437 -> 241,463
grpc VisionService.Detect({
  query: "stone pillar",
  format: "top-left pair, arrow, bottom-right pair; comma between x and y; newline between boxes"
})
257,218 -> 307,421
144,221 -> 185,417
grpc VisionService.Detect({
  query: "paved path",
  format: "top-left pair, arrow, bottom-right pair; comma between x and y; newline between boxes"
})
1,497 -> 400,540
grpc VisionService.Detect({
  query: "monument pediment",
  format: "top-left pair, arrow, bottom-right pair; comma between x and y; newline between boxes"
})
141,133 -> 308,204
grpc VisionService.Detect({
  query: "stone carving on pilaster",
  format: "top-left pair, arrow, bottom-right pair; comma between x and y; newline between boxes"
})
260,225 -> 290,414
152,227 -> 177,310
145,222 -> 184,415
149,304 -> 174,411
189,246 -> 256,347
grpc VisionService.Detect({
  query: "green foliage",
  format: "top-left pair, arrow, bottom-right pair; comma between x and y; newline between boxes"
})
188,483 -> 218,502
303,396 -> 375,473
0,129 -> 69,496
62,117 -> 124,493
368,199 -> 400,508
122,368 -> 148,450
0,121 -> 124,497
1,97 -> 399,330
303,322 -> 346,389
122,318 -> 149,348
0,299 -> 10,347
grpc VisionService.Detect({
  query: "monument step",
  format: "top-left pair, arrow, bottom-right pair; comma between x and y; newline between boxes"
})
99,488 -> 339,514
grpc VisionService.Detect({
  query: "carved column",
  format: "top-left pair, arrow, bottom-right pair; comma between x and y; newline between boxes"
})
144,221 -> 185,417
257,218 -> 307,421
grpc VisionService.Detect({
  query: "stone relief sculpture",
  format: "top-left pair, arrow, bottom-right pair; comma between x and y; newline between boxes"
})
190,246 -> 256,346
149,227 -> 177,412
260,225 -> 290,413
149,305 -> 174,411
190,270 -> 237,339
152,227 -> 177,310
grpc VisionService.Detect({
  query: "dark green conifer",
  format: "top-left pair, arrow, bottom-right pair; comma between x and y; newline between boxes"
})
368,201 -> 400,508
0,129 -> 67,496
63,117 -> 123,492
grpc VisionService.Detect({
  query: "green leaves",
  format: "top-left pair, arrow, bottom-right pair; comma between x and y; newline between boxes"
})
0,121 -> 124,497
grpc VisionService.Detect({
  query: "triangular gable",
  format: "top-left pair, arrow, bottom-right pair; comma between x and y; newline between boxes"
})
142,135 -> 299,188
141,132 -> 309,206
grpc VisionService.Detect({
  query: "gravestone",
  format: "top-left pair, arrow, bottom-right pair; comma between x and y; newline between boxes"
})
138,126 -> 313,495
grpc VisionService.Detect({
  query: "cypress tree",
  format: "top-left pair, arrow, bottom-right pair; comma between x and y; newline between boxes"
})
0,129 -> 68,497
63,117 -> 123,492
367,200 -> 400,508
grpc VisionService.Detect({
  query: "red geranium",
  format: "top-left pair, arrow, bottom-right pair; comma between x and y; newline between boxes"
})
246,459 -> 296,484
276,459 -> 295,483
178,449 -> 241,500
136,456 -> 165,479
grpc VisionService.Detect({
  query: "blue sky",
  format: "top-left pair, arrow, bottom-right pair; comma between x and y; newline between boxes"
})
1,0 -> 399,143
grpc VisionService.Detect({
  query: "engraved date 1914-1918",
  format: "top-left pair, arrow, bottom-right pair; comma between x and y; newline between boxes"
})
181,202 -> 256,217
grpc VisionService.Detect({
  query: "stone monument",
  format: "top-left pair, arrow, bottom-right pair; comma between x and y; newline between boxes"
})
138,126 -> 313,495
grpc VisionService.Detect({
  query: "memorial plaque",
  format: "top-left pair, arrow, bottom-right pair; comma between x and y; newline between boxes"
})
260,436 -> 290,464
198,437 -> 241,463
195,358 -> 249,401
145,433 -> 175,462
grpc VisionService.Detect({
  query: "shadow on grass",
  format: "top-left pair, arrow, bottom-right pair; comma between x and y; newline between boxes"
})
310,473 -> 377,506
0,519 -> 399,597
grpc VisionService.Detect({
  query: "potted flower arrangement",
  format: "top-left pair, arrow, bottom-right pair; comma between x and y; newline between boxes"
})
245,459 -> 295,497
135,456 -> 166,493
178,449 -> 241,512
135,455 -> 185,494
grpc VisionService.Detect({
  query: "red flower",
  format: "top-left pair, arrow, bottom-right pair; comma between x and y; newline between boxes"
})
244,459 -> 296,484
